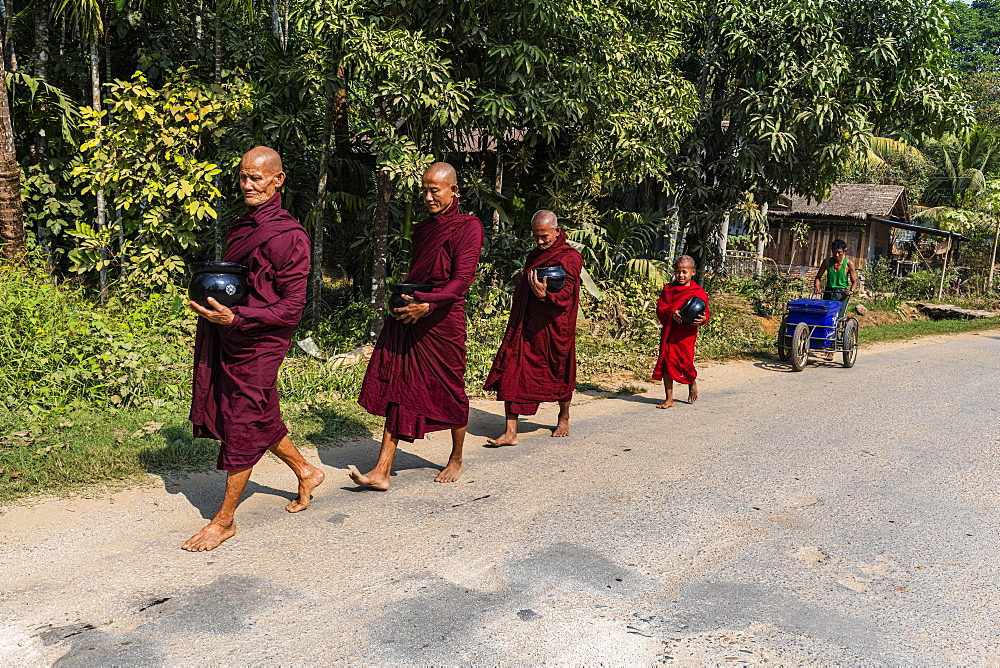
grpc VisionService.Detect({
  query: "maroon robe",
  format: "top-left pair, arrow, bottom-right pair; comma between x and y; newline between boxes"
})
483,230 -> 582,415
651,280 -> 711,385
190,192 -> 310,471
358,198 -> 484,442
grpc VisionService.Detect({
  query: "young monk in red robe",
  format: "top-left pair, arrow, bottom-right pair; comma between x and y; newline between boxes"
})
652,255 -> 710,408
184,146 -> 325,551
350,163 -> 484,490
483,210 -> 582,444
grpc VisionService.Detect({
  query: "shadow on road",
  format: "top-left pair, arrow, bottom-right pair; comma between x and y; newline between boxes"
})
754,356 -> 853,373
609,393 -> 664,406
315,438 -> 446,492
467,405 -> 549,442
753,359 -> 797,373
163,477 -> 297,520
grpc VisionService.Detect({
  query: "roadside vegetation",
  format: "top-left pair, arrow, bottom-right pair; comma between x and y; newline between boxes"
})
2,0 -> 1000,503
5,254 -> 995,505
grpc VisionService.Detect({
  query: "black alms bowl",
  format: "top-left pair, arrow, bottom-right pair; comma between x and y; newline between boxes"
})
189,262 -> 249,309
677,296 -> 707,325
534,265 -> 567,292
387,283 -> 433,311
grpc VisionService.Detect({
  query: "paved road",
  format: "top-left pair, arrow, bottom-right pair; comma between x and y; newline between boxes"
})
1,331 -> 998,665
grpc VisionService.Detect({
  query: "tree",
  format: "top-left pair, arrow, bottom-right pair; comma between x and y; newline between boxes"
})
0,42 -> 25,262
670,0 -> 971,271
70,72 -> 250,290
948,0 -> 1000,74
923,128 -> 1000,205
962,71 -> 1000,125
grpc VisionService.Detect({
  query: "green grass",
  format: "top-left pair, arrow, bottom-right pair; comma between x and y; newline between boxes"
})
859,317 -> 1000,345
4,270 -> 992,508
0,399 -> 376,506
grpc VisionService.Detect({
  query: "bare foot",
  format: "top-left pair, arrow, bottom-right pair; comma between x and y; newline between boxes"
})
688,387 -> 699,404
347,464 -> 390,491
182,521 -> 236,552
656,399 -> 675,409
485,433 -> 518,447
552,419 -> 570,437
435,460 -> 463,483
286,466 -> 326,512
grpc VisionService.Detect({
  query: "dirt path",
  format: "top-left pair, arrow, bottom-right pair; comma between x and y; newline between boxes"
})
2,330 -> 998,664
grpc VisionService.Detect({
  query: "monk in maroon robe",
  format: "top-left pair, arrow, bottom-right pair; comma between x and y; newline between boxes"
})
652,255 -> 710,408
184,146 -> 325,551
349,162 -> 484,490
483,210 -> 582,444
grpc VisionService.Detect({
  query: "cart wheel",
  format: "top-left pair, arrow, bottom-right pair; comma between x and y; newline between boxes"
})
790,322 -> 810,372
777,316 -> 791,361
842,318 -> 858,368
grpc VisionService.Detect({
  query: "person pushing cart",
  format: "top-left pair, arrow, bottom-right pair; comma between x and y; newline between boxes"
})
812,239 -> 859,318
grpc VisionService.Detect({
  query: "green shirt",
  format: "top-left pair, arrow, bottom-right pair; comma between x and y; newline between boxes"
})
826,256 -> 850,290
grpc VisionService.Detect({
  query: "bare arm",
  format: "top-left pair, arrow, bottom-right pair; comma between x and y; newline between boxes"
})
813,258 -> 828,294
847,260 -> 859,293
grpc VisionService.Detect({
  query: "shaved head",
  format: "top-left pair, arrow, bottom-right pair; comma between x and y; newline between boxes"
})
530,210 -> 561,250
674,255 -> 696,269
422,162 -> 459,214
672,254 -> 696,286
530,210 -> 558,230
239,146 -> 285,207
242,146 -> 283,174
423,162 -> 457,187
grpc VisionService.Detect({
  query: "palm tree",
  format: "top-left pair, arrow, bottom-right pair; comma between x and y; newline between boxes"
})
568,211 -> 671,285
0,35 -> 25,262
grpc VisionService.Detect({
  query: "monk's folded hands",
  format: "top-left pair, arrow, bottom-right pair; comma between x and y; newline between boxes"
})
189,297 -> 235,326
395,294 -> 431,323
528,269 -> 548,298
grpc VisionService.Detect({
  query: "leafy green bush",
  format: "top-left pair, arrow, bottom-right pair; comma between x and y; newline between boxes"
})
897,269 -> 953,299
708,269 -> 799,316
697,295 -> 772,360
0,265 -> 192,416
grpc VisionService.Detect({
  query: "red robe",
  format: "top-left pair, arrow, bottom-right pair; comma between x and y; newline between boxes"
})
190,192 -> 310,471
651,280 -> 711,385
358,198 -> 484,442
483,230 -> 582,415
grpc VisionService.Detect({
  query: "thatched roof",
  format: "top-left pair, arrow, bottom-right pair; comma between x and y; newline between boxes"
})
770,184 -> 908,222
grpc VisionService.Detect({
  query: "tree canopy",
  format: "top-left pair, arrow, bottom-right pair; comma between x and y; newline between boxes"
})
0,0 -> 973,306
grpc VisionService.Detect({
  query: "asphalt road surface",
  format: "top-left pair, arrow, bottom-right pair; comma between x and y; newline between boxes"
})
1,330 -> 998,665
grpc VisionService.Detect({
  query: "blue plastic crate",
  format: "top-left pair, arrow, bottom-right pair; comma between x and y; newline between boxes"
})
784,299 -> 841,348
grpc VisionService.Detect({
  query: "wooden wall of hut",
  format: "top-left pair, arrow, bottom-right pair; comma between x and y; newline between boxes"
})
764,221 -> 871,269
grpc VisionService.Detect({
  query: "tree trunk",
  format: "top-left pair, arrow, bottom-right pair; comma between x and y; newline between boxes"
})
988,214 -> 999,293
755,201 -> 768,276
334,63 -> 349,153
103,27 -> 111,87
282,0 -> 289,50
212,0 -> 223,259
309,50 -> 339,329
89,40 -> 107,299
27,1 -> 50,78
28,3 -> 53,267
369,168 -> 392,341
3,0 -> 15,72
213,0 -> 222,85
0,38 -> 25,263
270,0 -> 284,49
29,3 -> 49,156
492,157 -> 503,233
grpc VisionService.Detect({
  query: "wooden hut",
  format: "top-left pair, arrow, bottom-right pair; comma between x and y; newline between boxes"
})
765,184 -> 910,272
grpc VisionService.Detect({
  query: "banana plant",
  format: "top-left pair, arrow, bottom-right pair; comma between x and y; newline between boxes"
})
568,210 -> 671,286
